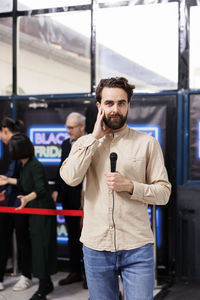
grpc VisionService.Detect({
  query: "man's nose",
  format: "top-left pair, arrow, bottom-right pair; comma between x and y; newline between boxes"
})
112,104 -> 119,113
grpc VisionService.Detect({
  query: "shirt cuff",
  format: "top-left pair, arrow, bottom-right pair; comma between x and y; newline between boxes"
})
130,180 -> 144,202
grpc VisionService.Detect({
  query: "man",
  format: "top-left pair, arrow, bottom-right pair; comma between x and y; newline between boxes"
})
60,77 -> 171,300
52,112 -> 86,286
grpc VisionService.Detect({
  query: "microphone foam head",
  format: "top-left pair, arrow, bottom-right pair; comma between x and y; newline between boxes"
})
110,152 -> 118,161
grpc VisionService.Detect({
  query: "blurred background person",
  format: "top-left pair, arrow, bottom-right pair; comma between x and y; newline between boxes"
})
0,117 -> 32,292
52,112 -> 87,288
0,133 -> 57,300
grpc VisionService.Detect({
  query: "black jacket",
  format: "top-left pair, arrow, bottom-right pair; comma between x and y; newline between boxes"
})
55,139 -> 82,210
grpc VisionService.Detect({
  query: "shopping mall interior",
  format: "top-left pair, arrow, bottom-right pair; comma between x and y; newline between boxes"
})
1,0 -> 200,299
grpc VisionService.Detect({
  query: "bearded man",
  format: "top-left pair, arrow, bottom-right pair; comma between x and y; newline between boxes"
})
60,77 -> 171,300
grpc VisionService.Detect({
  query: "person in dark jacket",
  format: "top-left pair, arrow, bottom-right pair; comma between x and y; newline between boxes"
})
52,112 -> 86,286
0,134 -> 57,300
0,118 -> 32,292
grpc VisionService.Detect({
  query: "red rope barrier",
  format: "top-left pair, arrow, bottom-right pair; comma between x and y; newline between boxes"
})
0,206 -> 84,216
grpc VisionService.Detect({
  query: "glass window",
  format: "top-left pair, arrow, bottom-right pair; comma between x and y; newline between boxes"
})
18,0 -> 91,11
96,3 -> 178,92
190,6 -> 200,89
18,11 -> 91,95
0,18 -> 12,96
0,0 -> 12,13
189,94 -> 200,180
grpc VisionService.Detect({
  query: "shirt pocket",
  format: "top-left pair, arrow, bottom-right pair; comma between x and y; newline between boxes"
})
120,155 -> 146,182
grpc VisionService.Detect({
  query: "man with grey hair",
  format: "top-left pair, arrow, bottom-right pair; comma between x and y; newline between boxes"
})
52,112 -> 86,287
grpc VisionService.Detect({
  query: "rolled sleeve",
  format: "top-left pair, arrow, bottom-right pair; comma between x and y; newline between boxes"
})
131,180 -> 171,205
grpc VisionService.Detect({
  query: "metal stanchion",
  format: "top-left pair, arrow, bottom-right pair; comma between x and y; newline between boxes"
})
152,205 -> 163,298
152,205 -> 158,287
11,229 -> 18,276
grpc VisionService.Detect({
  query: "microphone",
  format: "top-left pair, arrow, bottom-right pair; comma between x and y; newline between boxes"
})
110,152 -> 118,172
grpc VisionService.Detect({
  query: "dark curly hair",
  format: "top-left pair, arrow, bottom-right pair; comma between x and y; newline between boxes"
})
0,117 -> 24,133
95,77 -> 135,103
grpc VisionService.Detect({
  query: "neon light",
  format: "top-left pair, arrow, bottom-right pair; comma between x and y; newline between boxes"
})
56,203 -> 68,244
156,207 -> 162,248
127,123 -> 161,145
57,236 -> 69,244
56,203 -> 65,224
148,206 -> 162,248
28,125 -> 69,165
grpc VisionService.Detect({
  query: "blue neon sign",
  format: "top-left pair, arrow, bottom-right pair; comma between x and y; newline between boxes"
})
148,206 -> 162,248
28,125 -> 69,165
56,203 -> 68,244
127,123 -> 161,145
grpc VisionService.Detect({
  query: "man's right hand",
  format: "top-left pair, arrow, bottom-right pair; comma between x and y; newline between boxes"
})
92,107 -> 111,140
0,175 -> 9,186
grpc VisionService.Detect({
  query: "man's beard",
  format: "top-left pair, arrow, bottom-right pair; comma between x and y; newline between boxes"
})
103,112 -> 128,130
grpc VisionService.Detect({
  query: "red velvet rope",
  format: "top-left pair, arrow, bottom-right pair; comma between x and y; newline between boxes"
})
0,206 -> 84,216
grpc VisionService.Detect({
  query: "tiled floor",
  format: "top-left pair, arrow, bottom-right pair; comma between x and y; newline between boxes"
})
0,272 -> 89,300
0,272 -> 162,300
161,281 -> 200,300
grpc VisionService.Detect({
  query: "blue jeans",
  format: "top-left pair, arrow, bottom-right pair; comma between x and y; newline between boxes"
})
83,243 -> 154,300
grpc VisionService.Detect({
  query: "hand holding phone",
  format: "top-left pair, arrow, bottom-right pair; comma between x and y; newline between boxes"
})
92,107 -> 106,139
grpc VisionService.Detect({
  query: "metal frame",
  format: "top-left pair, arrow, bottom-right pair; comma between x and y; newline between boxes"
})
182,90 -> 200,185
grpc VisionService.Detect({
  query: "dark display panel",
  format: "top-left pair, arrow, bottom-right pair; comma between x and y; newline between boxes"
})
16,99 -> 97,181
189,94 -> 200,180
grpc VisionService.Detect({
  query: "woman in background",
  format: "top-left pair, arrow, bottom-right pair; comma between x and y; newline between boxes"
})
0,134 -> 57,300
0,117 -> 32,292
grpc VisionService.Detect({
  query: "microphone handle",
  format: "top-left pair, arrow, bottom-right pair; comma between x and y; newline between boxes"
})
111,161 -> 116,172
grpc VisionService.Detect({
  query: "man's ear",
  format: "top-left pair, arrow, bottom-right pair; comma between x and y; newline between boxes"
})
96,102 -> 101,110
80,123 -> 85,133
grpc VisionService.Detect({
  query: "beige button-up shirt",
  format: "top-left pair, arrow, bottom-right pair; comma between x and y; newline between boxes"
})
60,126 -> 171,252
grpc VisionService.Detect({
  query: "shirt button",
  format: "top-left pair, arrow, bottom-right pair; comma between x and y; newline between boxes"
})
109,225 -> 113,229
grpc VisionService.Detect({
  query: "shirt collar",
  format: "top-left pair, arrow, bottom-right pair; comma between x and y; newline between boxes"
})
107,125 -> 129,139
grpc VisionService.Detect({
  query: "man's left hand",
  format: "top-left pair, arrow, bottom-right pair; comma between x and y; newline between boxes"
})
105,172 -> 134,194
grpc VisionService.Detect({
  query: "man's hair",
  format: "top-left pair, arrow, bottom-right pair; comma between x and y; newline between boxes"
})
66,112 -> 86,126
0,117 -> 24,133
95,77 -> 135,103
9,134 -> 34,160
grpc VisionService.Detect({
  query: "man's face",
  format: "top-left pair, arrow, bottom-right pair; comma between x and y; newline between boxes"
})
98,87 -> 130,131
66,116 -> 84,141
